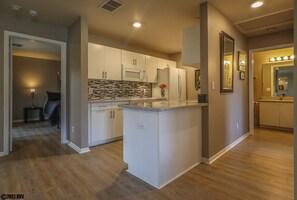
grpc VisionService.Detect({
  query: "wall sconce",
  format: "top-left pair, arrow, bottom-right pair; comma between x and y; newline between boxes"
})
30,88 -> 35,108
269,55 -> 295,62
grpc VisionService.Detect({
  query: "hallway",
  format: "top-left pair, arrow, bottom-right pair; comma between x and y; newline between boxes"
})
0,128 -> 293,200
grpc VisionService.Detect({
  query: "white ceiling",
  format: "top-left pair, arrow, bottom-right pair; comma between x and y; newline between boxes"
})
0,0 -> 294,54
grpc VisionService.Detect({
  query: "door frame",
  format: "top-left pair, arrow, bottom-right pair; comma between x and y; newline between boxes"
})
3,31 -> 68,155
248,43 -> 294,133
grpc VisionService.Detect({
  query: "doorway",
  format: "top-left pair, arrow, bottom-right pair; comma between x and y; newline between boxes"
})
3,31 -> 67,155
249,44 -> 294,131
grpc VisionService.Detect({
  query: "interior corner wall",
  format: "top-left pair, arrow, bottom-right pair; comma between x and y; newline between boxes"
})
0,12 -> 67,153
200,2 -> 249,158
293,0 -> 297,197
248,30 -> 293,50
67,16 -> 89,149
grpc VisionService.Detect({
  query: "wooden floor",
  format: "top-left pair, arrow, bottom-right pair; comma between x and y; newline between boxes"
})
0,128 -> 293,200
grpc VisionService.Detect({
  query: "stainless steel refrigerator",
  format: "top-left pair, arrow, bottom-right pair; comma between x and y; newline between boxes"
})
152,67 -> 186,101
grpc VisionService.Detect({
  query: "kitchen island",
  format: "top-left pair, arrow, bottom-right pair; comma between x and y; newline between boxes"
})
120,101 -> 206,189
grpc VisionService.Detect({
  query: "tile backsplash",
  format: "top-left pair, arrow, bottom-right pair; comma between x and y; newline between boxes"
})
88,79 -> 152,99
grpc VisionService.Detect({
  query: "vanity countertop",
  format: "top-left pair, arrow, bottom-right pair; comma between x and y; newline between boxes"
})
258,99 -> 294,103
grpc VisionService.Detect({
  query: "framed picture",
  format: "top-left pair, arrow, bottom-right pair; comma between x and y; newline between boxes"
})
240,71 -> 245,80
220,31 -> 234,93
238,51 -> 247,72
195,69 -> 201,90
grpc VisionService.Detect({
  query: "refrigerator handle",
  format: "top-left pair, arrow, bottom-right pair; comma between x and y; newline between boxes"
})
178,75 -> 181,100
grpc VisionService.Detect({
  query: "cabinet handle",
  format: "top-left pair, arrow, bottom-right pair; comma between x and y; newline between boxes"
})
112,110 -> 115,118
102,71 -> 104,78
105,72 -> 107,79
110,110 -> 112,118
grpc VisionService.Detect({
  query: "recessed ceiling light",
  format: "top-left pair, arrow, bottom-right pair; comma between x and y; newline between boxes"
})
251,1 -> 264,8
133,22 -> 142,28
29,10 -> 38,17
11,5 -> 22,12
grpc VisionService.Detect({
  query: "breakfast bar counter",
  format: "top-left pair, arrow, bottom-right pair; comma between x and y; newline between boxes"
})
120,101 -> 204,189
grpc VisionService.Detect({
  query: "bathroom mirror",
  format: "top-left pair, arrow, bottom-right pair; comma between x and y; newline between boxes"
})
262,64 -> 294,97
220,31 -> 234,93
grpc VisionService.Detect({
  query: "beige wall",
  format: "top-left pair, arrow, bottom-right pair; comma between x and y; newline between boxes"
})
253,47 -> 294,101
200,2 -> 249,158
13,56 -> 60,121
0,12 -> 67,152
67,16 -> 89,149
248,30 -> 293,50
170,53 -> 199,100
89,34 -> 170,60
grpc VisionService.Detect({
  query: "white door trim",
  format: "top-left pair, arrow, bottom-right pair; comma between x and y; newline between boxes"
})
3,31 -> 68,155
248,43 -> 294,133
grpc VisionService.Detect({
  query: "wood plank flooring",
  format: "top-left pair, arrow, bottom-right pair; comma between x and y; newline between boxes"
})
0,128 -> 293,200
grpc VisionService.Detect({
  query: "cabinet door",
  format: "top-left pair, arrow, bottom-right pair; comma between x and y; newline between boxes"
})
112,108 -> 123,138
259,102 -> 279,127
279,103 -> 294,128
134,52 -> 146,68
122,50 -> 145,68
105,46 -> 122,80
91,108 -> 113,144
145,55 -> 158,83
122,50 -> 135,67
88,43 -> 105,79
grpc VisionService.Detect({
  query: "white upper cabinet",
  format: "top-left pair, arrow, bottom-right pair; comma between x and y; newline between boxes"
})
105,46 -> 122,81
157,58 -> 176,69
88,43 -> 122,80
88,43 -> 105,79
145,55 -> 158,83
122,50 -> 146,68
182,24 -> 200,67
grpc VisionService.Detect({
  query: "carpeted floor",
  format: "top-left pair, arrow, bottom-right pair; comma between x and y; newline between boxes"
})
12,121 -> 60,138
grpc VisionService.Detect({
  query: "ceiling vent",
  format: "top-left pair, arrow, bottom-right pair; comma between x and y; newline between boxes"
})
99,0 -> 122,12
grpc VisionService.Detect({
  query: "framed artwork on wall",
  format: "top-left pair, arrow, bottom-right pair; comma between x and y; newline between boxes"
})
238,51 -> 247,72
240,71 -> 245,80
220,31 -> 234,93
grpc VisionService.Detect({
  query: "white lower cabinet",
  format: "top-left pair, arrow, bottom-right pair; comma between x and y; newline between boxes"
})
259,102 -> 293,129
89,102 -> 126,147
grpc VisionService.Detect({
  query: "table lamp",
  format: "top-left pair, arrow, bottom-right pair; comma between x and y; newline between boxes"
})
30,88 -> 35,108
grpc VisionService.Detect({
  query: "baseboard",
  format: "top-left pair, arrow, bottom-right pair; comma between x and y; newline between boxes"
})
158,162 -> 200,189
203,132 -> 251,164
0,152 -> 8,157
67,141 -> 90,154
13,119 -> 24,123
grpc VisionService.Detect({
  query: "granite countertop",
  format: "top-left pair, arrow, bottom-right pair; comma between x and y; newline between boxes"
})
89,97 -> 164,103
119,101 -> 208,112
258,99 -> 294,103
